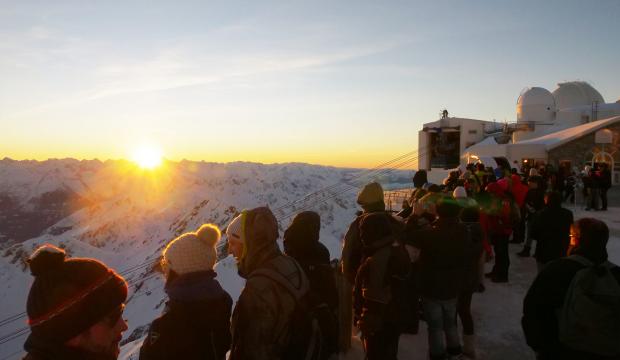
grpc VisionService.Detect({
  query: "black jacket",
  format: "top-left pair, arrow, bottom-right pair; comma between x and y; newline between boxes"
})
412,217 -> 469,300
522,255 -> 620,360
139,271 -> 232,360
531,206 -> 574,263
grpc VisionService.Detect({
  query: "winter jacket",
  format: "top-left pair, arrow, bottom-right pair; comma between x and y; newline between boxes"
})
230,207 -> 310,360
522,253 -> 620,359
524,187 -> 544,217
23,335 -> 114,360
412,217 -> 469,300
531,205 -> 574,264
510,174 -> 528,207
479,185 -> 514,238
139,271 -> 232,360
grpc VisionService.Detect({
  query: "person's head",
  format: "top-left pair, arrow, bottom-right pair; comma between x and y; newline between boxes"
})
476,163 -> 485,172
359,213 -> 393,252
436,197 -> 461,219
544,191 -> 562,208
161,223 -> 220,281
357,182 -> 385,212
452,186 -> 467,199
283,211 -> 320,258
26,245 -> 128,358
229,207 -> 279,277
412,170 -> 428,188
529,168 -> 538,177
226,213 -> 245,261
570,218 -> 609,263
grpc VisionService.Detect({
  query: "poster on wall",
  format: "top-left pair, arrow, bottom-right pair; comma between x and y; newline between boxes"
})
429,131 -> 460,169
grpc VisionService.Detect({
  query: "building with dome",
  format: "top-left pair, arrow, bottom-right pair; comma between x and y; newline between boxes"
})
418,81 -> 620,184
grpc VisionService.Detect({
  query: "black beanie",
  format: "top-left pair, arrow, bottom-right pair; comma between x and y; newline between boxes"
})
283,211 -> 320,252
26,244 -> 128,342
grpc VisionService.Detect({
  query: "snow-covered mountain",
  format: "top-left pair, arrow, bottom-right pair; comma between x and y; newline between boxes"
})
0,158 -> 412,359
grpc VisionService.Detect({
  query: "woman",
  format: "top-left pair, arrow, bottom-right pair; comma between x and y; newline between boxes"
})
140,224 -> 232,360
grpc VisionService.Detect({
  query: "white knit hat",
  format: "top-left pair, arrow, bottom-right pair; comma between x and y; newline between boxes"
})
452,186 -> 468,199
162,224 -> 221,276
226,214 -> 245,243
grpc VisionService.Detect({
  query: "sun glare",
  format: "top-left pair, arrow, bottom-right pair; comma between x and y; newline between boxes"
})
132,146 -> 163,169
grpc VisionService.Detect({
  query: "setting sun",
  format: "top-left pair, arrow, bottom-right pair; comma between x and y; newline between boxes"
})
131,146 -> 163,169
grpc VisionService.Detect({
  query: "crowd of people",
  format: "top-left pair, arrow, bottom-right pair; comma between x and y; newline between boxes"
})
18,162 -> 619,360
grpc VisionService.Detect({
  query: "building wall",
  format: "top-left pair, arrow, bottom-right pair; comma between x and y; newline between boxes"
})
548,122 -> 620,183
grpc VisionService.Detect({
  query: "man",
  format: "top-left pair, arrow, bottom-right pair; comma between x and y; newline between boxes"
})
227,207 -> 310,360
411,197 -> 469,359
482,182 -> 515,283
522,218 -> 620,359
23,244 -> 128,360
530,191 -> 574,272
517,175 -> 545,257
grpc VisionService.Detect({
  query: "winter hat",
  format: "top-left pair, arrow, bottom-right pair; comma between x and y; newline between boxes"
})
162,224 -> 221,277
226,214 -> 245,244
26,244 -> 128,343
452,186 -> 468,199
436,197 -> 461,218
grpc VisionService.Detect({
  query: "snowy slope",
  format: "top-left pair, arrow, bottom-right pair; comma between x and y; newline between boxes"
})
0,158 -> 412,359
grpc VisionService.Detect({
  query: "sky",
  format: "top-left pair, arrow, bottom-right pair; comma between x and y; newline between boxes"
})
1,0 -> 619,168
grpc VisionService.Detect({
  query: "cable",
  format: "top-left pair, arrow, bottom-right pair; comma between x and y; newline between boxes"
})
0,147 -> 421,330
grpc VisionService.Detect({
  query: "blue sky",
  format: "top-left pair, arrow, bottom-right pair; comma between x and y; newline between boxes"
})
1,0 -> 619,167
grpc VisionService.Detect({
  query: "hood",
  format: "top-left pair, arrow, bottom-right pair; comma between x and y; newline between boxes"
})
237,207 -> 281,278
357,182 -> 385,212
283,211 -> 320,257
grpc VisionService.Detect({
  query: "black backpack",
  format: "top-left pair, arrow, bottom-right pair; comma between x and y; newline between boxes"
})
251,260 -> 336,360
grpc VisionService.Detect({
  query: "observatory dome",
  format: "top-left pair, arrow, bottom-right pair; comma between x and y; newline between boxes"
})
517,87 -> 556,123
552,81 -> 605,110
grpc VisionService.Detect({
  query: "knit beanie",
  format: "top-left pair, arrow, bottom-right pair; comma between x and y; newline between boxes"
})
283,211 -> 320,255
26,244 -> 128,343
226,214 -> 245,244
452,186 -> 467,199
162,224 -> 220,277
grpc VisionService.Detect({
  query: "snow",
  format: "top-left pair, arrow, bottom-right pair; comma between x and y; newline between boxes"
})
0,159 -> 618,360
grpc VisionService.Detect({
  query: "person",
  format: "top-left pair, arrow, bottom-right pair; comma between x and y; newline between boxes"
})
455,196 -> 484,359
583,165 -> 600,211
140,224 -> 232,360
354,212 -> 410,360
227,207 -> 310,360
530,192 -> 574,272
517,175 -> 545,257
283,211 -> 338,356
481,182 -> 514,283
522,218 -> 620,359
600,163 -> 612,211
409,170 -> 429,205
410,198 -> 469,359
22,244 -> 128,360
509,173 -> 528,244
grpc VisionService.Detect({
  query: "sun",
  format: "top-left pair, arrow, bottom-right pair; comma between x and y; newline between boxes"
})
131,146 -> 163,169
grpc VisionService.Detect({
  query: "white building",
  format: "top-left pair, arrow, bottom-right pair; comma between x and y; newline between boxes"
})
418,81 -> 620,184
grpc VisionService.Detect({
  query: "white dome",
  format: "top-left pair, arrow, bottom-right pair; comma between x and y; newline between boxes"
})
517,87 -> 555,123
552,81 -> 605,110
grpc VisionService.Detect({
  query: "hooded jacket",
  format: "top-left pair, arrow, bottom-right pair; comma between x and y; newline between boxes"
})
283,211 -> 338,313
341,182 -> 389,283
23,336 -> 115,360
229,207 -> 309,360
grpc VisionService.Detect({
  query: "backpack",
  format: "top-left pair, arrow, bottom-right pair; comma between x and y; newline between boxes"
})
251,260 -> 336,360
558,255 -> 620,356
